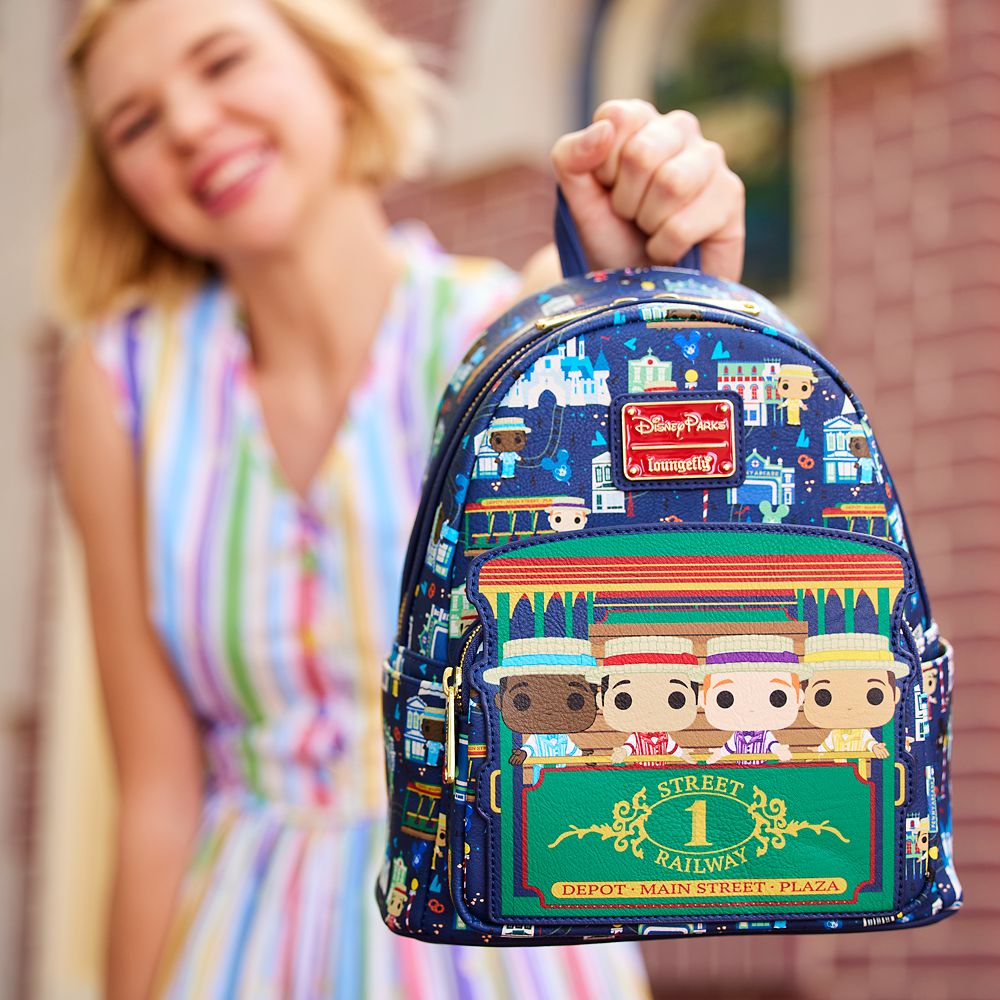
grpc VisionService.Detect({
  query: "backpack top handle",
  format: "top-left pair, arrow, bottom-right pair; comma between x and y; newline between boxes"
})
554,185 -> 702,278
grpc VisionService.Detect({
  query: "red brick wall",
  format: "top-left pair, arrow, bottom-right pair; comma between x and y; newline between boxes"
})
641,2 -> 999,996
795,1 -> 999,997
386,164 -> 555,270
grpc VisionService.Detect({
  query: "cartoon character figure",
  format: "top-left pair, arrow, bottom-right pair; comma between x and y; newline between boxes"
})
484,637 -> 597,783
384,855 -> 409,929
431,812 -> 448,871
590,636 -> 700,766
488,415 -> 531,479
545,496 -> 590,532
702,635 -> 804,766
848,424 -> 876,484
801,632 -> 910,778
921,657 -> 940,709
775,363 -> 817,426
905,815 -> 937,878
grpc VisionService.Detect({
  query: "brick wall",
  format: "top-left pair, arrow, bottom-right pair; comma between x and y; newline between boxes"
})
386,164 -> 555,270
639,2 -> 999,996
370,1 -> 1000,995
791,0 -> 1000,996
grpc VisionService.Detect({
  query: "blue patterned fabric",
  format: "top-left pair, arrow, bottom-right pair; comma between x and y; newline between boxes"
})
380,264 -> 960,945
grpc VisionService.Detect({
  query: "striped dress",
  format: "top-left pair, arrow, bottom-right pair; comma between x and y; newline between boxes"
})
91,223 -> 650,999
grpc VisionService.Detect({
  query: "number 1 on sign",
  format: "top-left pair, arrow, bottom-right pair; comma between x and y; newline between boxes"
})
685,799 -> 712,847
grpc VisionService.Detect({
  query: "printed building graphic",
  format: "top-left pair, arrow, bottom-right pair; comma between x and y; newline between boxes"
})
471,428 -> 499,480
418,605 -> 450,660
501,336 -> 610,409
628,351 -> 676,392
728,448 -> 796,507
404,680 -> 446,765
717,361 -> 780,425
591,451 -> 626,513
823,410 -> 860,484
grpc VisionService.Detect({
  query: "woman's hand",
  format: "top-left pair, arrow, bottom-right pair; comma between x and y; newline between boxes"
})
550,100 -> 745,282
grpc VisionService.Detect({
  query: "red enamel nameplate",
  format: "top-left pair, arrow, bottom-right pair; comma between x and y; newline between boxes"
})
619,396 -> 739,483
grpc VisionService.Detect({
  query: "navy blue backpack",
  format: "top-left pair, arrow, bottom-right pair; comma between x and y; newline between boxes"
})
377,192 -> 960,943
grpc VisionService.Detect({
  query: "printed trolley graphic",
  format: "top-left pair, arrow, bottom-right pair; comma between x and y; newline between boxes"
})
468,526 -> 914,923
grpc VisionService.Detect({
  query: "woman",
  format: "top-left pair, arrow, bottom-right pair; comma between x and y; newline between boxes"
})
54,0 -> 745,996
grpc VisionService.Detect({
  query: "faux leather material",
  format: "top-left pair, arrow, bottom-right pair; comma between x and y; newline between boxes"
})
468,524 -> 918,925
378,262 -> 960,944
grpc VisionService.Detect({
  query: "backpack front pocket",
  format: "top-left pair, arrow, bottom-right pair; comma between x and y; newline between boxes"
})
465,522 -> 927,928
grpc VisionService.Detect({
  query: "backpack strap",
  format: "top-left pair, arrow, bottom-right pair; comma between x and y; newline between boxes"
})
554,185 -> 701,277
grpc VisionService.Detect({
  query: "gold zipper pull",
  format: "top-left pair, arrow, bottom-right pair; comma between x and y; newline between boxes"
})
535,296 -> 639,331
442,666 -> 456,785
535,306 -> 604,332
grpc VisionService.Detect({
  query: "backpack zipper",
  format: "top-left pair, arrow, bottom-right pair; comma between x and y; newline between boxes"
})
443,624 -> 481,785
442,666 -> 458,785
533,294 -> 761,333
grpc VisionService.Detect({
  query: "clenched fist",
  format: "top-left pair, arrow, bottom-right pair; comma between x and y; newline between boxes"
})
551,101 -> 745,282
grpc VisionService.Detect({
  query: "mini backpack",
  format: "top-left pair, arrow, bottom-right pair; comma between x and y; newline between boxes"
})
377,191 -> 961,943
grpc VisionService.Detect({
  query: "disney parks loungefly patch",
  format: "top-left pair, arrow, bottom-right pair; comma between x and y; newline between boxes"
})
467,524 -> 915,924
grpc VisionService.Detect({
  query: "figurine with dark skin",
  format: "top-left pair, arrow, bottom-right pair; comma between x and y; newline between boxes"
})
484,638 -> 598,781
487,416 -> 531,479
847,425 -> 876,484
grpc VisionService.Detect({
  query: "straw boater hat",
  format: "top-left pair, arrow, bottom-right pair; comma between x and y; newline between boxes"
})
489,415 -> 531,435
481,637 -> 595,684
801,633 -> 910,678
546,496 -> 588,510
586,636 -> 700,683
777,363 -> 817,383
704,634 -> 801,674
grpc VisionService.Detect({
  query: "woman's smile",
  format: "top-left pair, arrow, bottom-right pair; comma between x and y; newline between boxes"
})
190,141 -> 274,216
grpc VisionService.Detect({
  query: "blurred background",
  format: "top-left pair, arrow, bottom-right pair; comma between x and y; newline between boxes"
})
1,0 -> 996,997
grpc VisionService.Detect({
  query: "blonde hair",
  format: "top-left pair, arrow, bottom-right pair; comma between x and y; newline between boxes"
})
50,0 -> 441,326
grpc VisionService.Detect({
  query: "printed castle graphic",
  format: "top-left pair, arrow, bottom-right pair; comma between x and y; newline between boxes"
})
500,336 -> 610,409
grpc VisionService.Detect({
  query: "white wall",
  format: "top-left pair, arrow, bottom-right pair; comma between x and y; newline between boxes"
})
435,0 -> 590,177
785,0 -> 943,73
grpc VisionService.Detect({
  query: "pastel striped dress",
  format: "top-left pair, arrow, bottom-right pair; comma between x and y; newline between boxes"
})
91,223 -> 651,999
